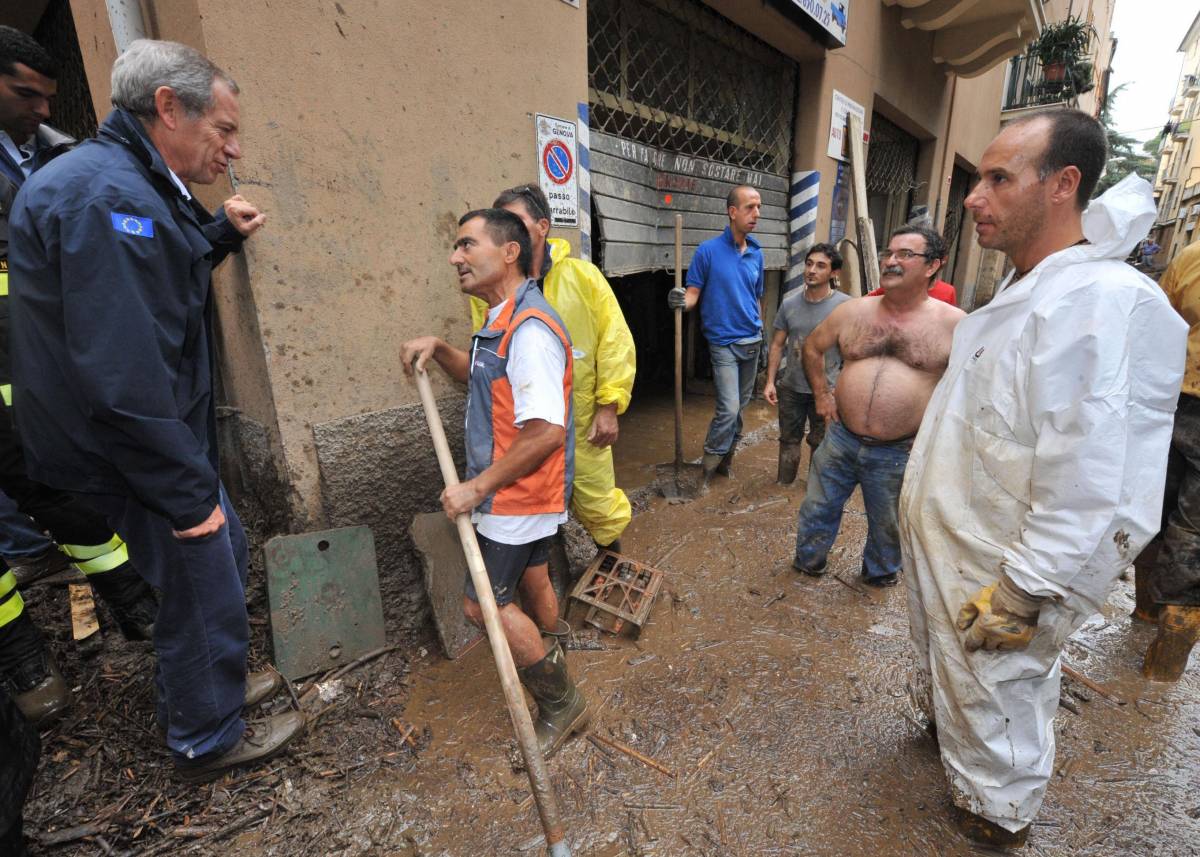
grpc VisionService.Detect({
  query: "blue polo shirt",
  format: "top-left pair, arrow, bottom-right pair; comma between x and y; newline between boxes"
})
686,226 -> 764,346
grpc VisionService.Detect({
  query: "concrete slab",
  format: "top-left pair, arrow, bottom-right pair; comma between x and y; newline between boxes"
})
409,512 -> 482,660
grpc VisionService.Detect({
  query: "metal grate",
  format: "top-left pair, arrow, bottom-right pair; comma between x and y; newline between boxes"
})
587,0 -> 795,176
35,0 -> 97,142
865,113 -> 919,197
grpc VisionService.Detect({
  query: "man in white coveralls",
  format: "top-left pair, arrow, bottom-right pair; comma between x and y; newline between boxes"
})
899,109 -> 1187,849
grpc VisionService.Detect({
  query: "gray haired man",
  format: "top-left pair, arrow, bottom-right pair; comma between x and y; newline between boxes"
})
8,39 -> 301,781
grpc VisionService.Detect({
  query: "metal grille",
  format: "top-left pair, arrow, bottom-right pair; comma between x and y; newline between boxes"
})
35,0 -> 97,142
865,113 -> 919,197
587,0 -> 795,176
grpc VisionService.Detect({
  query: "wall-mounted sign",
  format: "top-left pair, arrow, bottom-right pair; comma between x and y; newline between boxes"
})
783,0 -> 848,47
827,89 -> 867,162
535,113 -> 579,227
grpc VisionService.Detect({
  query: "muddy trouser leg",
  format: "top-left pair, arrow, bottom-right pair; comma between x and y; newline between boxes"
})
793,422 -> 861,569
804,392 -> 826,452
704,344 -> 743,457
0,685 -> 39,857
776,386 -> 807,485
857,442 -> 909,580
1153,394 -> 1200,606
82,487 -> 249,761
732,341 -> 760,451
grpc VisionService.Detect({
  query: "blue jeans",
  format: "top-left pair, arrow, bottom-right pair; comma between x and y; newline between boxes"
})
704,341 -> 760,456
793,421 -> 909,579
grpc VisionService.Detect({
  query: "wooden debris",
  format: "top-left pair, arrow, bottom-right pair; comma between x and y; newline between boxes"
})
587,733 -> 675,778
69,582 -> 100,641
298,644 -> 399,707
761,591 -> 786,609
1062,663 -> 1125,705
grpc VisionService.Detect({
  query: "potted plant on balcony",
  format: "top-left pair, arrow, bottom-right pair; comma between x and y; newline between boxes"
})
1031,18 -> 1090,85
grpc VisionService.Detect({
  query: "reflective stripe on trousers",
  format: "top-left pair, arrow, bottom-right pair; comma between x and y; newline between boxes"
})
0,569 -> 24,626
60,534 -> 130,575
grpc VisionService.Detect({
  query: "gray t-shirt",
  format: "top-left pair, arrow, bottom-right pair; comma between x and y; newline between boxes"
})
773,288 -> 850,393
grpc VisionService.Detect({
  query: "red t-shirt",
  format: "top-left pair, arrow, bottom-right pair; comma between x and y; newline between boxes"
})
868,279 -> 957,306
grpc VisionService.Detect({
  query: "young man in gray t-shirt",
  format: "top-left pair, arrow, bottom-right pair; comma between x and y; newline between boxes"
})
764,243 -> 850,484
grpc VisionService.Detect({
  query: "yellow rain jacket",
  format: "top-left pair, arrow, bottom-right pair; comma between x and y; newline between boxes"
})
472,238 -> 635,545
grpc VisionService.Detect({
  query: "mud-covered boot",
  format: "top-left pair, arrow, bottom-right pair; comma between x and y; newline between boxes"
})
776,441 -> 803,485
716,448 -> 736,478
701,453 -> 724,490
1131,540 -> 1162,623
957,809 -> 1029,850
542,618 -> 572,662
88,566 -> 157,641
0,613 -> 72,726
517,639 -> 589,758
7,548 -> 71,588
1143,604 -> 1200,681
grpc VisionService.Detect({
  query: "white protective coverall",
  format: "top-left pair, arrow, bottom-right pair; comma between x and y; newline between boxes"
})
472,238 -> 636,546
899,176 -> 1187,831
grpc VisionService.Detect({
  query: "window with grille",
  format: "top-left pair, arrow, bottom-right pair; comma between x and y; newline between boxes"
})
587,0 -> 796,176
865,113 -> 921,247
35,0 -> 97,142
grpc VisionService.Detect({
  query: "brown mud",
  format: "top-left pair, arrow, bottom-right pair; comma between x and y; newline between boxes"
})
18,393 -> 1200,856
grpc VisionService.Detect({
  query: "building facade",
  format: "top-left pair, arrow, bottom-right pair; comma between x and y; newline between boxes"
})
1151,12 -> 1200,269
12,0 -> 1061,631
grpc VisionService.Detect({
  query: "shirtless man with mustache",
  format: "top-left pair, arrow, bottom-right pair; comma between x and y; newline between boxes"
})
790,225 -> 964,586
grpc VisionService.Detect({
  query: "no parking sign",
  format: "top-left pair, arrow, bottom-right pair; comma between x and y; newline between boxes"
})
535,113 -> 579,227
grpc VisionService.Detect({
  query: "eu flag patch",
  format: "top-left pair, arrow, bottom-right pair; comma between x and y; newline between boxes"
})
111,212 -> 155,238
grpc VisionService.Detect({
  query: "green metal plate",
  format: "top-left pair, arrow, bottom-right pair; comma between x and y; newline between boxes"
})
265,526 -> 386,680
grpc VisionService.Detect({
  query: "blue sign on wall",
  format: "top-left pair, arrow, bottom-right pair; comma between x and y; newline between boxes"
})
785,0 -> 848,47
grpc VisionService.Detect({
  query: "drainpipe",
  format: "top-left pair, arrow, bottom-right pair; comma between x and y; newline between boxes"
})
105,0 -> 147,53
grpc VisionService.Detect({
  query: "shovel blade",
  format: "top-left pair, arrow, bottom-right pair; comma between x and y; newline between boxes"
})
654,461 -> 705,502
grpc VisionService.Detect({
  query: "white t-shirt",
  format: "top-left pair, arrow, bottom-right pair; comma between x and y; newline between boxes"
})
472,299 -> 569,544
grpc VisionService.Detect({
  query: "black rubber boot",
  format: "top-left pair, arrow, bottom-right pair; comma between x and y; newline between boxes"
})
7,547 -> 71,588
542,617 -> 572,663
717,448 -> 736,477
88,565 -> 158,641
0,612 -> 71,726
517,639 -> 589,759
957,809 -> 1030,850
701,452 -> 724,490
777,441 -> 803,485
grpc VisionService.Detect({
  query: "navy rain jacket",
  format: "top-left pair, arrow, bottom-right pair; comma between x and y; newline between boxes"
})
8,108 -> 244,530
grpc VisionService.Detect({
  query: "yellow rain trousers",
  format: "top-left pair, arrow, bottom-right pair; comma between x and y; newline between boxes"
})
472,238 -> 635,545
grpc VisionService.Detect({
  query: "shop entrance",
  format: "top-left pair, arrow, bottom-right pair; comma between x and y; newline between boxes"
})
585,0 -> 796,405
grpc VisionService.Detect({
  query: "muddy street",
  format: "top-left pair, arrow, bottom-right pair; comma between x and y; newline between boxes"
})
20,393 -> 1200,857
366,395 -> 1200,857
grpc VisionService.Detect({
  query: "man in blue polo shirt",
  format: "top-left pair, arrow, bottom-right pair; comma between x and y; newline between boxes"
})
668,184 -> 764,485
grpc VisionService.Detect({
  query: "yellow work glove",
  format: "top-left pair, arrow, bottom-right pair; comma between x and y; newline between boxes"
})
956,575 -> 1044,652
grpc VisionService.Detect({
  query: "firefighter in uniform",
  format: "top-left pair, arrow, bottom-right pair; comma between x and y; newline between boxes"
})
0,25 -> 157,726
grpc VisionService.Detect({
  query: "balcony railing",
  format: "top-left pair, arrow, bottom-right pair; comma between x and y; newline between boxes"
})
1002,28 -> 1097,112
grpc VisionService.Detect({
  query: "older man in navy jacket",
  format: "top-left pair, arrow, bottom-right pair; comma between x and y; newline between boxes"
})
8,39 -> 303,781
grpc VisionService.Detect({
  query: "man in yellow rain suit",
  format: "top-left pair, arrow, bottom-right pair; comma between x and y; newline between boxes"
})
471,184 -> 635,552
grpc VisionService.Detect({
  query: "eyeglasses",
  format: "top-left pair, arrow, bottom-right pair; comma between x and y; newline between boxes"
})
507,185 -> 550,222
881,249 -> 934,262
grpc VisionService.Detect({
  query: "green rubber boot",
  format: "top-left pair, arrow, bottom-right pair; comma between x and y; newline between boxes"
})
517,638 -> 589,759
